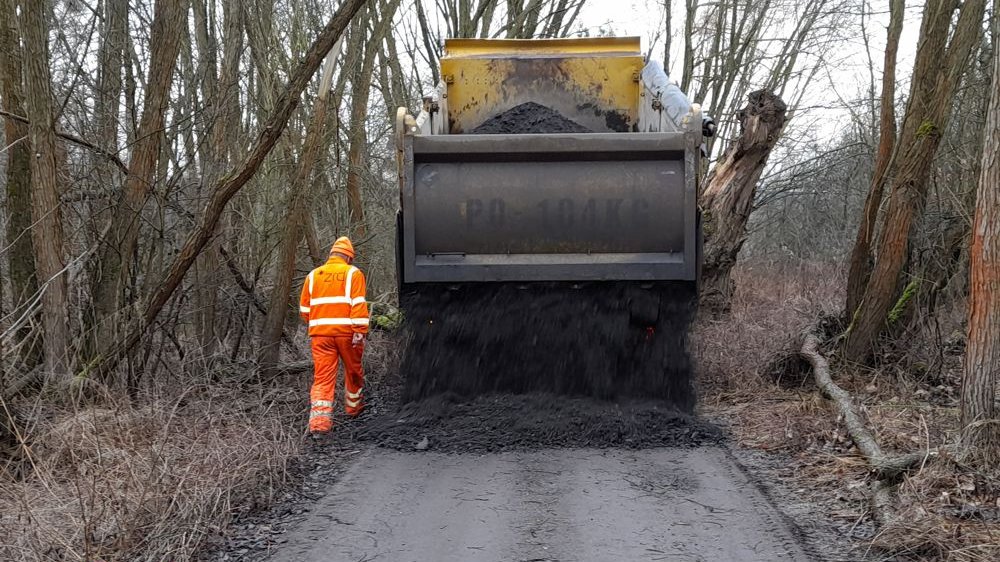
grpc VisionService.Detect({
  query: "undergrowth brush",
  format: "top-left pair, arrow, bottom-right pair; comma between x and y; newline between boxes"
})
0,331 -> 398,561
696,261 -> 999,562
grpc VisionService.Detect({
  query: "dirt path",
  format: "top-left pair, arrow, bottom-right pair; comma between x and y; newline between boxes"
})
264,446 -> 811,561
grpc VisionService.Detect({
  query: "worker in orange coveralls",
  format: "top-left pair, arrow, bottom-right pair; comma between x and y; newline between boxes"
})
299,237 -> 369,435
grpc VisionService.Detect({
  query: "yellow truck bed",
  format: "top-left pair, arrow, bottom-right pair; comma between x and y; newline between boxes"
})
439,37 -> 644,133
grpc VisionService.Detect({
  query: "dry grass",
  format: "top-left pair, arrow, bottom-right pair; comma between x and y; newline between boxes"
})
696,261 -> 1000,562
0,331 -> 398,561
875,460 -> 1000,562
696,259 -> 844,400
0,384 -> 301,561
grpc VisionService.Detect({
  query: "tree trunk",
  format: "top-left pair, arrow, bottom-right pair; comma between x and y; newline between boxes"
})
0,237 -> 4,389
93,0 -> 127,158
844,0 -> 904,321
699,90 -> 787,308
344,2 -> 399,240
960,28 -> 1000,464
377,3 -> 409,119
221,0 -> 248,273
86,0 -> 128,352
844,0 -> 987,363
258,39 -> 342,371
90,0 -> 188,345
191,0 -> 220,357
19,0 -> 69,377
663,0 -> 672,73
93,0 -> 369,376
415,0 -> 440,85
0,0 -> 39,367
344,59 -> 373,239
303,213 -> 325,266
192,0 -> 243,357
681,0 -> 697,93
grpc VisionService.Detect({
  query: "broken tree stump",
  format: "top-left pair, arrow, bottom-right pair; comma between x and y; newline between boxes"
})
700,91 -> 787,310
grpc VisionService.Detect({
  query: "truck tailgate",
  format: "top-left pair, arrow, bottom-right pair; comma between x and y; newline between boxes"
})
398,132 -> 699,283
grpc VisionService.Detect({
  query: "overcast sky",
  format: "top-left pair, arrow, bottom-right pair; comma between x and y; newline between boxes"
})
570,0 -> 927,140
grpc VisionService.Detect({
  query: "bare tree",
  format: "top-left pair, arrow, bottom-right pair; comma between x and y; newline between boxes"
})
411,0 -> 587,68
844,0 -> 988,362
89,0 -> 189,355
680,0 -> 696,93
681,0 -> 841,156
93,0 -> 128,159
345,0 -> 401,239
699,90 -> 788,306
662,0 -> 672,73
94,0 -> 369,375
192,0 -> 245,357
844,0 -> 904,322
0,0 -> 38,366
18,0 -> 69,377
258,37 -> 344,371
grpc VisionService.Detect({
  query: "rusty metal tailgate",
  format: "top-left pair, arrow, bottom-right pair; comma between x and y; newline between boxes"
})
398,132 -> 698,283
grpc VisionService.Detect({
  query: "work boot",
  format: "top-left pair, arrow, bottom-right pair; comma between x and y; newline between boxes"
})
309,414 -> 333,435
309,429 -> 332,442
308,421 -> 333,440
346,397 -> 367,417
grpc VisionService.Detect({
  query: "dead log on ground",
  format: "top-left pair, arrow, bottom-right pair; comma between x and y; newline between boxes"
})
800,329 -> 937,525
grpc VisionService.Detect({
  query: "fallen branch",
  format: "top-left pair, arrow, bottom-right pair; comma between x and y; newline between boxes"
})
800,329 -> 937,526
801,333 -> 934,478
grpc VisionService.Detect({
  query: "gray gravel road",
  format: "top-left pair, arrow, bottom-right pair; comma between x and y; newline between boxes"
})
266,446 -> 812,562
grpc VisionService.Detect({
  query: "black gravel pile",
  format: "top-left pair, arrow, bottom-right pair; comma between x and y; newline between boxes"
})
343,392 -> 722,453
470,101 -> 592,134
400,282 -> 697,409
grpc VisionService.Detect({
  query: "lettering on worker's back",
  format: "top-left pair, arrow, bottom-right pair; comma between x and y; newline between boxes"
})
318,271 -> 348,282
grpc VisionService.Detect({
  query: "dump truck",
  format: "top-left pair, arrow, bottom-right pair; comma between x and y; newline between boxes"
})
394,37 -> 709,411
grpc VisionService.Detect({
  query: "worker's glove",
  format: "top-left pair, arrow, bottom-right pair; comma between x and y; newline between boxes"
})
352,332 -> 366,347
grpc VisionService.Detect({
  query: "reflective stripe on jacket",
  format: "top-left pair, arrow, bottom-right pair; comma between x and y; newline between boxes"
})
299,256 -> 369,337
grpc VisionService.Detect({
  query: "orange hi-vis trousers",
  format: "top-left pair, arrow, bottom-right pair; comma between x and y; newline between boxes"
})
309,336 -> 365,433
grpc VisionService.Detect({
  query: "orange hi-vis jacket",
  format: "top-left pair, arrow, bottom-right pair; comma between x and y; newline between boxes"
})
299,256 -> 369,337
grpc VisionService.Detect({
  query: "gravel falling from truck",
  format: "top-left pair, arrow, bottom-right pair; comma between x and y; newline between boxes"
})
469,101 -> 593,134
397,103 -> 699,439
400,282 -> 696,409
